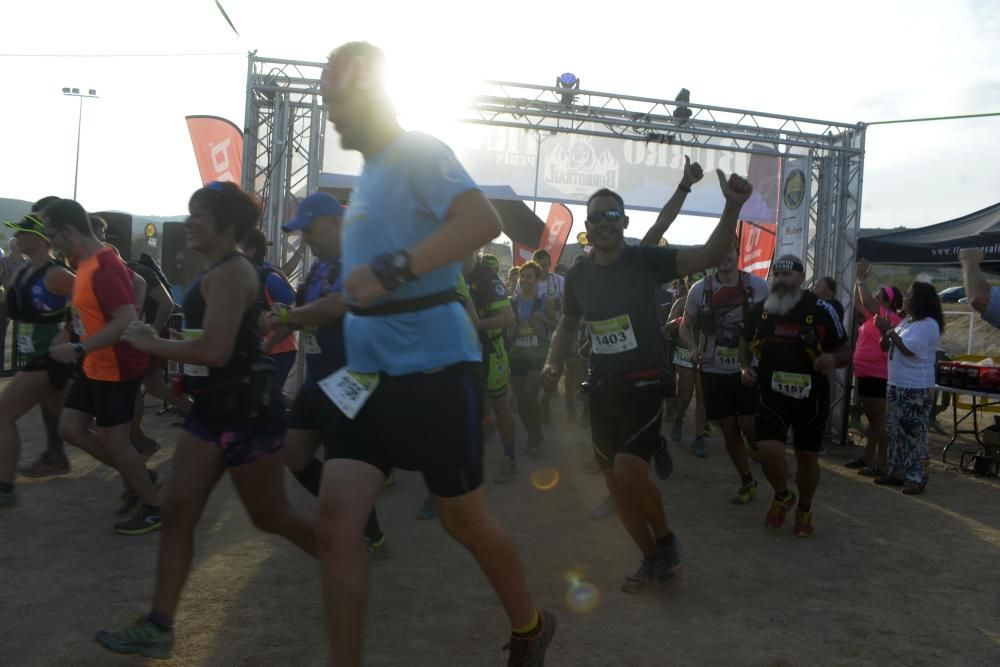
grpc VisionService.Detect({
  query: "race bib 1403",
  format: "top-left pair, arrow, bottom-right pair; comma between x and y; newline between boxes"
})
588,315 -> 638,355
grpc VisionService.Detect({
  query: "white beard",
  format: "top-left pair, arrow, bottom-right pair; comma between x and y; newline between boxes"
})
764,287 -> 802,315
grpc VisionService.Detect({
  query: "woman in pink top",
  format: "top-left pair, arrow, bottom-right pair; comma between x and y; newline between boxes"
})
846,259 -> 903,476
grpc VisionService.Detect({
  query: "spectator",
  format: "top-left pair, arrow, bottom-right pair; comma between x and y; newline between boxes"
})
846,259 -> 903,476
811,276 -> 845,323
874,282 -> 943,495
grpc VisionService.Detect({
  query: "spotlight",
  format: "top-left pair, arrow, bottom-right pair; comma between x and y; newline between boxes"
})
556,72 -> 579,106
673,88 -> 692,120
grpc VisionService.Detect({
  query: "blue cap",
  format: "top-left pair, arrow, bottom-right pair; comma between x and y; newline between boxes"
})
282,192 -> 344,232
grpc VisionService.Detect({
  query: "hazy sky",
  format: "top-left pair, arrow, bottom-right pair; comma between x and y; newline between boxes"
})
1,0 -> 998,246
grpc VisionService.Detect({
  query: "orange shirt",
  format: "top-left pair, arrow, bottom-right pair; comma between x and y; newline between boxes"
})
71,247 -> 148,381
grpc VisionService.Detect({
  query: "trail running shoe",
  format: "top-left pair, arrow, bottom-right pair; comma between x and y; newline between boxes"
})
366,534 -> 390,561
793,509 -> 814,537
843,457 -> 868,469
691,436 -> 707,458
730,479 -> 758,505
621,558 -> 655,593
114,505 -> 162,536
653,536 -> 682,586
494,457 -> 518,485
653,436 -> 674,481
18,453 -> 70,478
95,616 -> 173,659
116,469 -> 162,518
765,491 -> 796,531
504,609 -> 557,667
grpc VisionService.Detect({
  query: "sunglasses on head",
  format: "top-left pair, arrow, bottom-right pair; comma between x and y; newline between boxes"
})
586,210 -> 625,224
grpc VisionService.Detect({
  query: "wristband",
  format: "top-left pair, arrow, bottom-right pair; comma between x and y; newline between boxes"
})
678,184 -> 692,193
278,305 -> 291,326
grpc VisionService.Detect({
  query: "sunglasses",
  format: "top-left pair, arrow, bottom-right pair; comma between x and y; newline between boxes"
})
586,210 -> 625,225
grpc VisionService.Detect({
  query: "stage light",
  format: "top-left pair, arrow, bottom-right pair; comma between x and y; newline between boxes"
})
673,88 -> 692,120
556,72 -> 579,106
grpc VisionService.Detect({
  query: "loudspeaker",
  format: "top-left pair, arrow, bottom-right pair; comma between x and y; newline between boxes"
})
93,211 -> 132,261
161,222 -> 204,288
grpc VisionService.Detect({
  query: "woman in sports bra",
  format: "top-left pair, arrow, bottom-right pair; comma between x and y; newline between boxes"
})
97,181 -> 316,659
0,214 -> 75,509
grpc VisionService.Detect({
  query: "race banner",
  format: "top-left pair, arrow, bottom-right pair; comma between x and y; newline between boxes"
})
774,155 -> 811,265
185,115 -> 243,186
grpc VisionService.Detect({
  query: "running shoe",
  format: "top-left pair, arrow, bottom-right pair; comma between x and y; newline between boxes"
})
621,558 -> 655,593
503,609 -> 557,667
95,616 -> 173,659
691,436 -> 707,458
857,466 -> 884,478
901,480 -> 926,495
114,505 -> 162,536
116,470 -> 162,518
792,509 -> 814,537
653,436 -> 674,481
745,439 -> 761,463
653,536 -> 682,586
765,491 -> 796,531
416,496 -> 437,521
589,495 -> 614,521
366,535 -> 390,561
494,457 -> 518,485
17,453 -> 70,478
670,419 -> 683,442
0,488 -> 17,510
730,479 -> 758,505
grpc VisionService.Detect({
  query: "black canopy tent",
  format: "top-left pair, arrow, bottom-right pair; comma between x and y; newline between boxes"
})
858,201 -> 1000,272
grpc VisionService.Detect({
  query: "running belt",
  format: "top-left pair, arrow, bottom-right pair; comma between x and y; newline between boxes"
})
349,290 -> 461,317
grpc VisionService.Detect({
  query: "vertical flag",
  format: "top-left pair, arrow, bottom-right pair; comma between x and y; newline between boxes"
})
185,115 -> 244,186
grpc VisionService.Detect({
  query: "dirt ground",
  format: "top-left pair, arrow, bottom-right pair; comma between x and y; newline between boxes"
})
2,387 -> 999,667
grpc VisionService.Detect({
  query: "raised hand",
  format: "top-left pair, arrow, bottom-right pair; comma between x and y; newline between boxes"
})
681,155 -> 704,187
716,169 -> 753,207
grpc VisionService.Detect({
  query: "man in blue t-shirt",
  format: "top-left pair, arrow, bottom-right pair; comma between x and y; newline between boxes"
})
314,42 -> 555,666
258,192 -> 387,560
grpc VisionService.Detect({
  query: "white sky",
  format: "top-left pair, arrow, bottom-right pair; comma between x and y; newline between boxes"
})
1,0 -> 998,247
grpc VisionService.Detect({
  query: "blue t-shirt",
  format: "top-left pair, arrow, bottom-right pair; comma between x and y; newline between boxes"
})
299,260 -> 347,387
342,132 -> 482,375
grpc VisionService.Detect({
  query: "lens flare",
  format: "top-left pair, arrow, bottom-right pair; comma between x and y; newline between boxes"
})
564,578 -> 600,614
530,467 -> 560,491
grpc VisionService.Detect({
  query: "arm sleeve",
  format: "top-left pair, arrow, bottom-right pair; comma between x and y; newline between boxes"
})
93,264 -> 137,318
408,136 -> 479,222
638,246 -> 680,284
563,269 -> 582,319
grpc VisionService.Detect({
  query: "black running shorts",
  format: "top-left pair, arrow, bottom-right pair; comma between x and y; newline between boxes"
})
856,376 -> 888,400
325,363 -> 484,498
64,374 -> 143,428
22,356 -> 74,390
754,388 -> 828,452
701,371 -> 755,421
589,383 -> 663,470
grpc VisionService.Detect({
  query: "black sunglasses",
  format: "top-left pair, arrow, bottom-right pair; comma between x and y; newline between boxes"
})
586,209 -> 625,225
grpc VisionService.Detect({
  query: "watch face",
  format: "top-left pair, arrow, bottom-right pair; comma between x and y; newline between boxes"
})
392,254 -> 407,270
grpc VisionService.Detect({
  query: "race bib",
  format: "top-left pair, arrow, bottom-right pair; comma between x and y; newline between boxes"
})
588,315 -> 638,355
673,346 -> 693,369
70,306 -> 86,337
319,368 -> 380,420
16,324 -> 34,355
514,323 -> 539,349
303,327 -> 322,354
771,371 -> 812,399
716,346 -> 740,369
181,329 -> 209,377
